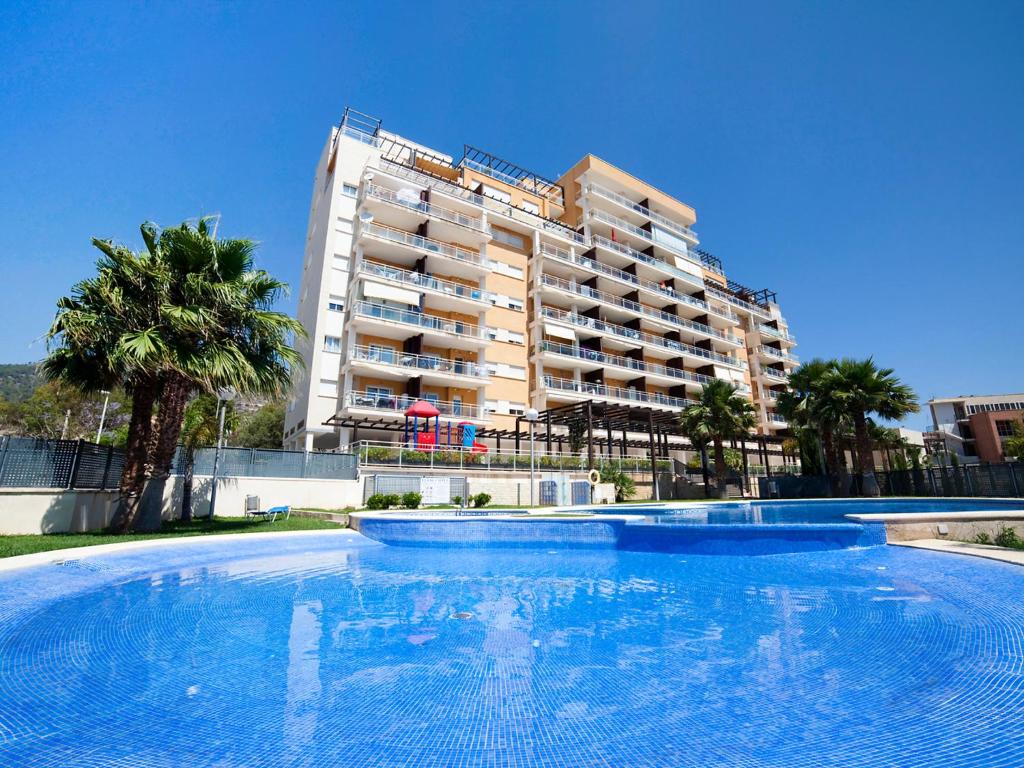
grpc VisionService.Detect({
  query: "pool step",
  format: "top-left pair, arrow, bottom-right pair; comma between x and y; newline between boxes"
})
292,509 -> 351,526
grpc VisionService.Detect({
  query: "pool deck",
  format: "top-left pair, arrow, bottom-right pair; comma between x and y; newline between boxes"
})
892,538 -> 1024,566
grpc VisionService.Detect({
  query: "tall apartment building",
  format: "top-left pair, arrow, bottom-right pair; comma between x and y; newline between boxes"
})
283,109 -> 797,452
928,393 -> 1024,463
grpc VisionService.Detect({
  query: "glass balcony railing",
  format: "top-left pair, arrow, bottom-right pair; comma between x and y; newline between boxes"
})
766,413 -> 788,424
758,324 -> 795,342
590,235 -> 705,291
539,274 -> 741,345
760,367 -> 789,382
585,182 -> 699,243
360,222 -> 487,268
756,345 -> 799,364
349,345 -> 489,380
540,340 -> 719,388
344,391 -> 488,420
542,375 -> 695,410
539,244 -> 738,323
358,260 -> 493,305
703,285 -> 772,319
354,301 -> 487,340
364,184 -> 486,232
589,209 -> 710,272
540,306 -> 746,370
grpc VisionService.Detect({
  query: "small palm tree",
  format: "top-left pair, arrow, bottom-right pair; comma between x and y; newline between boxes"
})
680,379 -> 757,498
826,358 -> 919,497
178,395 -> 237,522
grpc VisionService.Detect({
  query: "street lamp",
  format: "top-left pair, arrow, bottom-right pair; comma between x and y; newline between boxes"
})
525,408 -> 539,507
95,390 -> 111,444
207,387 -> 236,519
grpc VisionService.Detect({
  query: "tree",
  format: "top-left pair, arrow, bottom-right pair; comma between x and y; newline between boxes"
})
599,465 -> 636,502
679,380 -> 757,498
232,401 -> 285,448
1004,422 -> 1024,462
825,358 -> 919,497
178,395 -> 238,521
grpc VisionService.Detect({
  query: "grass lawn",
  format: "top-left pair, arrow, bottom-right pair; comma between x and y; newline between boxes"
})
0,516 -> 343,560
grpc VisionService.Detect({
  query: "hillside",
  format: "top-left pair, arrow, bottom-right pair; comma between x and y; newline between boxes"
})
0,363 -> 40,402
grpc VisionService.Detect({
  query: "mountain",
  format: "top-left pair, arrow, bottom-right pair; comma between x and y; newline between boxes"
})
0,363 -> 41,402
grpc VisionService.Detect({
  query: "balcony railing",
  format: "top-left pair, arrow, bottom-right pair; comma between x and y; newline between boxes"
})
540,340 -> 717,388
766,413 -> 788,425
540,306 -> 746,369
758,323 -> 795,342
760,367 -> 789,382
376,159 -> 585,245
589,209 -> 707,272
590,235 -> 704,292
542,375 -> 695,410
358,260 -> 493,305
539,244 -> 738,323
585,182 -> 699,243
354,301 -> 487,340
364,183 -> 486,232
360,222 -> 487,268
540,274 -> 740,345
344,391 -> 488,420
349,345 -> 489,380
755,346 -> 800,364
703,285 -> 772,319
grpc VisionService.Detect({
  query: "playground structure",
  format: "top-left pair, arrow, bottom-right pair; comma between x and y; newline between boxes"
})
402,400 -> 488,453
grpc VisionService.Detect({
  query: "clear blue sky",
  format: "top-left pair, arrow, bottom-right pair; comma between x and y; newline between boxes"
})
1,1 -> 1021,429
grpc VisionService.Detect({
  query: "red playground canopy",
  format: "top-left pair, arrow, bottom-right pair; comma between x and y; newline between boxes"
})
404,400 -> 441,418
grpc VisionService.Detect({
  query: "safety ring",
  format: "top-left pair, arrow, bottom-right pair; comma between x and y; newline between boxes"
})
587,469 -> 601,485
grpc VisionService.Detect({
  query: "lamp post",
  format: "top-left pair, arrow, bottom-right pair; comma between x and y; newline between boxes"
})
207,387 -> 235,520
525,408 -> 539,507
95,390 -> 111,443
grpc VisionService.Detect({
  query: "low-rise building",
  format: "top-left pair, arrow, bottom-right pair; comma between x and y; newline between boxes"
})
928,393 -> 1024,463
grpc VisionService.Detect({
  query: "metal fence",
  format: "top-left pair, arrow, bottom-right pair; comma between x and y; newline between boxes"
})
363,474 -> 468,504
763,463 -> 1024,499
0,437 -> 124,490
174,447 -> 358,480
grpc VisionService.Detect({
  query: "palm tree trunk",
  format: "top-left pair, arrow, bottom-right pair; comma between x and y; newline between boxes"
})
854,412 -> 880,497
110,376 -> 160,532
136,376 -> 192,532
713,439 -> 728,499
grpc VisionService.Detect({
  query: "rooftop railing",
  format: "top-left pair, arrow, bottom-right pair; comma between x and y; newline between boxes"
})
585,182 -> 699,243
354,301 -> 487,340
358,260 -> 493,305
539,274 -> 740,345
360,221 -> 487,268
349,344 -> 489,380
540,306 -> 746,369
344,391 -> 488,420
539,244 -> 738,323
703,285 -> 772,319
364,183 -> 486,232
542,375 -> 695,410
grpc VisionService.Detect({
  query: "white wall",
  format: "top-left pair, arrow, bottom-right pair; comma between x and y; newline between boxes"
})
0,488 -> 120,534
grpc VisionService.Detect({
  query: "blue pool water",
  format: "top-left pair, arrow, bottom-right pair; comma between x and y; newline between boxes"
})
1,532 -> 1023,767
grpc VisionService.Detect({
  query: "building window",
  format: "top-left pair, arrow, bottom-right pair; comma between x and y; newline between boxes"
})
996,420 -> 1017,438
318,379 -> 338,397
324,336 -> 342,353
452,396 -> 462,416
328,295 -> 345,312
508,403 -> 526,416
342,183 -> 358,197
423,393 -> 440,406
368,344 -> 395,364
490,226 -> 526,250
366,386 -> 392,402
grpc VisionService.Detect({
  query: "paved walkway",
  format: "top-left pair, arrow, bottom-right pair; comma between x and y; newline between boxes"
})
891,538 -> 1024,567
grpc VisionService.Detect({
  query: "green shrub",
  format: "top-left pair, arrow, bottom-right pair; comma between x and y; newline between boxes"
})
452,495 -> 462,506
383,494 -> 401,508
401,491 -> 422,509
599,465 -> 636,502
472,492 -> 491,508
365,447 -> 398,463
994,527 -> 1022,549
365,493 -> 388,510
974,532 -> 992,545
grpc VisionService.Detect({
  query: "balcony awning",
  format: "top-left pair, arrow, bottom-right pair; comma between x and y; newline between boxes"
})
544,323 -> 576,341
363,280 -> 421,306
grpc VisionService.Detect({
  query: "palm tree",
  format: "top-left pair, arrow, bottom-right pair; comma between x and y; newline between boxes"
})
825,358 -> 919,497
680,379 -> 757,498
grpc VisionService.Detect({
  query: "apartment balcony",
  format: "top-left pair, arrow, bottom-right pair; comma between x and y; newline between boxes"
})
765,412 -> 789,429
759,367 -> 790,383
583,182 -> 699,245
347,344 -> 489,388
589,234 -> 705,294
362,183 -> 490,247
755,346 -> 800,365
703,285 -> 772,320
375,158 -> 586,247
587,209 -> 704,273
540,375 -> 695,412
351,301 -> 488,350
356,259 -> 492,313
538,244 -> 739,327
341,390 -> 490,424
538,274 -> 742,350
755,323 -> 797,346
358,221 -> 491,277
540,306 -> 747,371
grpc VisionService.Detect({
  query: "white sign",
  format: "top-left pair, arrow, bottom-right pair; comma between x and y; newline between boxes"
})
420,477 -> 451,505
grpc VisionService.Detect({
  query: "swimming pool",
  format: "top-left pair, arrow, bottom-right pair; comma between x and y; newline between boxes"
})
1,528 -> 1023,767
